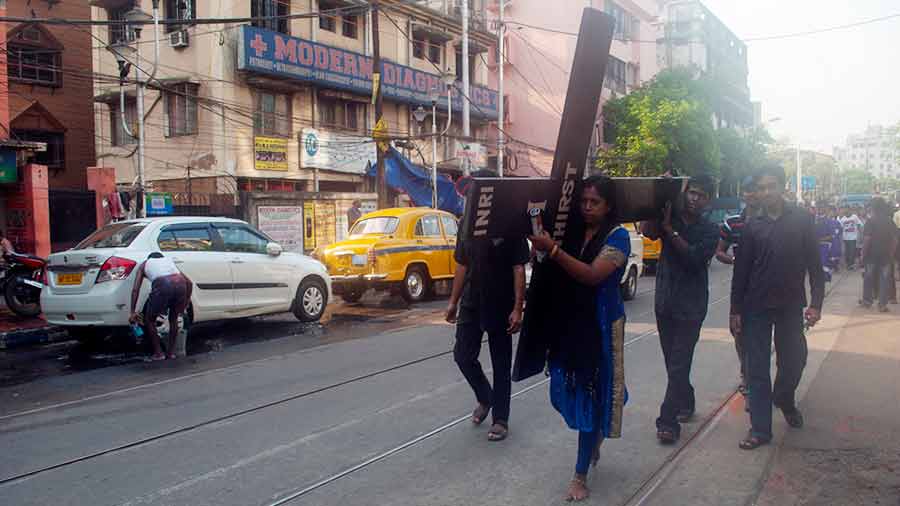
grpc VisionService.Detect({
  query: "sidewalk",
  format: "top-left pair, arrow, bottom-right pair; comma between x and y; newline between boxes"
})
0,307 -> 65,349
634,272 -> 900,506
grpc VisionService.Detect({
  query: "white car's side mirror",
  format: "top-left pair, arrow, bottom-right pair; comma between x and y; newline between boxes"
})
266,242 -> 283,257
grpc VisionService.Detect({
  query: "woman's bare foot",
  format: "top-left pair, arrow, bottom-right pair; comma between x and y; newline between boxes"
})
565,474 -> 589,502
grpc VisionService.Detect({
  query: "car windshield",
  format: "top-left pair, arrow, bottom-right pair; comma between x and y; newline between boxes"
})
350,217 -> 399,235
74,223 -> 147,249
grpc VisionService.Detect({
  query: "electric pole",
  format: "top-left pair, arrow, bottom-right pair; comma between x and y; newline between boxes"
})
461,0 -> 471,150
372,1 -> 388,209
497,0 -> 504,177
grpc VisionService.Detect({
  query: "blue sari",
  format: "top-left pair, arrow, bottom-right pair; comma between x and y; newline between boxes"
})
549,226 -> 630,439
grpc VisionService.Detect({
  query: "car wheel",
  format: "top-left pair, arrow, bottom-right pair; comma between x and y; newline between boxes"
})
341,289 -> 365,304
401,266 -> 430,304
293,278 -> 328,322
622,266 -> 638,301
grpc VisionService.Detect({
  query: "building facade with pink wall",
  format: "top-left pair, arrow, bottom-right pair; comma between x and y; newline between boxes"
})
487,0 -> 659,177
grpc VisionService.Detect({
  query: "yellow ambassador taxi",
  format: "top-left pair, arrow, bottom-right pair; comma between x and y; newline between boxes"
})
316,207 -> 459,304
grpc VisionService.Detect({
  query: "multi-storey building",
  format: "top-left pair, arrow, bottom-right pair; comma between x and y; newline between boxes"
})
5,0 -> 97,189
656,0 -> 753,129
833,124 -> 900,179
487,0 -> 659,177
91,0 -> 498,196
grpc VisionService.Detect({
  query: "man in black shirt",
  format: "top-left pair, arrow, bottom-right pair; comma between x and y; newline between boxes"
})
731,166 -> 825,450
642,175 -> 719,444
446,230 -> 528,442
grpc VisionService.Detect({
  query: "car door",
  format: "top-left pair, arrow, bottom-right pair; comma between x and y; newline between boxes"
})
414,214 -> 449,279
212,223 -> 293,313
440,214 -> 459,274
157,223 -> 235,318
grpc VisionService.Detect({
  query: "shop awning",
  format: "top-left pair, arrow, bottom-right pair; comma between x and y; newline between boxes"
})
367,147 -> 465,216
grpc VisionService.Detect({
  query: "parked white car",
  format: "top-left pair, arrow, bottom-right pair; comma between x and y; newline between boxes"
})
41,217 -> 331,341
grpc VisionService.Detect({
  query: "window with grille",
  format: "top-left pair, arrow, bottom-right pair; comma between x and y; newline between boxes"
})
108,2 -> 138,44
605,56 -> 627,93
7,44 -> 61,87
254,91 -> 292,137
252,0 -> 289,34
164,0 -> 196,33
342,14 -> 359,39
604,1 -> 635,39
110,100 -> 138,146
165,83 -> 199,137
318,97 -> 364,132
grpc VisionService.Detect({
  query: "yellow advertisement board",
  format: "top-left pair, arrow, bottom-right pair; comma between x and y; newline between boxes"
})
254,136 -> 289,171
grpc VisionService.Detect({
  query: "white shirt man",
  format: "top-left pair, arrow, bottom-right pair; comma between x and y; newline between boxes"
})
839,212 -> 863,268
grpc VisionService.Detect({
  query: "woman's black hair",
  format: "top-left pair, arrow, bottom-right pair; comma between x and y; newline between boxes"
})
580,175 -> 619,244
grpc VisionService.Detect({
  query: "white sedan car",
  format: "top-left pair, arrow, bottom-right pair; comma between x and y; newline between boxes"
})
41,217 -> 331,341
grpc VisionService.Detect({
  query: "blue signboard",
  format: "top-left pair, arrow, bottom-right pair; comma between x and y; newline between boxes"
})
238,25 -> 499,120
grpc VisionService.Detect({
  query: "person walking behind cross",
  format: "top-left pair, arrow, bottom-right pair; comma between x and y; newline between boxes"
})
715,176 -> 761,396
730,166 -> 825,450
859,197 -> 898,312
642,175 -> 719,445
446,171 -> 528,442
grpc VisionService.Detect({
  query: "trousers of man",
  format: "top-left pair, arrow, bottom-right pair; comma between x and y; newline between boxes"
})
655,317 -> 704,435
844,239 -> 857,267
454,320 -> 512,425
743,306 -> 808,441
863,261 -> 893,307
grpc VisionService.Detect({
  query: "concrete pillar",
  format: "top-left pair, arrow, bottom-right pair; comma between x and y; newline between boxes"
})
86,166 -> 116,230
6,164 -> 50,257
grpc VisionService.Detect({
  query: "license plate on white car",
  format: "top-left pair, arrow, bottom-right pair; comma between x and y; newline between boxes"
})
57,273 -> 83,286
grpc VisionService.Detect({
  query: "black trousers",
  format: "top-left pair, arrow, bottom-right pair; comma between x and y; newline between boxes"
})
453,320 -> 512,425
656,316 -> 704,434
744,306 -> 807,440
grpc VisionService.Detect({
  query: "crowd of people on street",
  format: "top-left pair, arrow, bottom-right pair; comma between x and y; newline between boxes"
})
445,168 -> 899,502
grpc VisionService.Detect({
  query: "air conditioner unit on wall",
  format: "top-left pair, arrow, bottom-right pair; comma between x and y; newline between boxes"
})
169,29 -> 189,49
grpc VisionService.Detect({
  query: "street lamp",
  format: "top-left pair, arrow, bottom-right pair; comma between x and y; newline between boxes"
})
413,72 -> 455,209
105,1 -> 161,217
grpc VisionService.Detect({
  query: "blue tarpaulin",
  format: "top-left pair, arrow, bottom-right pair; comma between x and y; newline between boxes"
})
367,147 -> 465,216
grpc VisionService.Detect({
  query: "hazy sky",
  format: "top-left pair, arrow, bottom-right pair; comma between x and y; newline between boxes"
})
700,0 -> 900,153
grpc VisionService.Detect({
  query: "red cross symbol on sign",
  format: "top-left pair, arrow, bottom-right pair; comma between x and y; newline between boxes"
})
250,34 -> 268,57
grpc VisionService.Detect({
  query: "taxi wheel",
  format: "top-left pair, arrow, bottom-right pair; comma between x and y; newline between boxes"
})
621,266 -> 638,301
401,266 -> 430,304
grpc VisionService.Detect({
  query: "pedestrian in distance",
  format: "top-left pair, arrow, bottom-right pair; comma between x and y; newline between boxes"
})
129,252 -> 194,361
446,170 -> 528,443
730,165 -> 824,450
528,175 -> 631,502
859,197 -> 898,312
715,176 -> 761,397
839,207 -> 863,270
347,200 -> 363,230
642,174 -> 719,445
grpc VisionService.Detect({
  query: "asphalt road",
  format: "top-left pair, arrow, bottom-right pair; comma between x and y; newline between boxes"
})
0,265 -> 744,506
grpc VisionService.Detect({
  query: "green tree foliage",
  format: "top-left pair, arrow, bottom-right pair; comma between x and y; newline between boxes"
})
597,68 -> 721,178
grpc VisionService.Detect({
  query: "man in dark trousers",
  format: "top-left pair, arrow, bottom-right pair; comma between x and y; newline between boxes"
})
446,178 -> 528,442
730,166 -> 825,450
642,175 -> 719,444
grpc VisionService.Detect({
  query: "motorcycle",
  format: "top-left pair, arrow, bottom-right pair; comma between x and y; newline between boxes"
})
1,253 -> 47,317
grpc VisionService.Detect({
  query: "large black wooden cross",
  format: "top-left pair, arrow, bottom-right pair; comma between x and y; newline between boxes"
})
458,8 -> 682,381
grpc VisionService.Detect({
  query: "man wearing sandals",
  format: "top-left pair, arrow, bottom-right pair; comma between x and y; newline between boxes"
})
446,174 -> 529,441
730,166 -> 824,450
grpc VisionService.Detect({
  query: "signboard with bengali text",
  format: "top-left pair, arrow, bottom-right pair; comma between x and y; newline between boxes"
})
254,136 -> 289,172
257,206 -> 304,253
